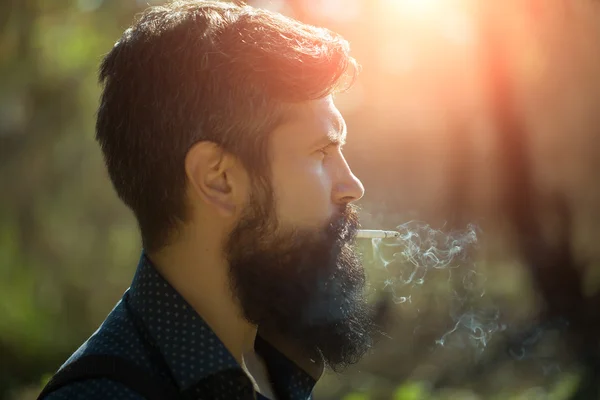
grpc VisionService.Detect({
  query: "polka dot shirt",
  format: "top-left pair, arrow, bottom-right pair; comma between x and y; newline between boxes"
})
42,253 -> 316,400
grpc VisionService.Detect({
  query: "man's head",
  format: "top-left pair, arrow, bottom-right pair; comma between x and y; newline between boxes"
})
97,0 -> 375,370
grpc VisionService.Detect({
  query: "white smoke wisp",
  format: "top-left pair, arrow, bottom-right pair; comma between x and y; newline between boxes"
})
370,221 -> 503,353
436,308 -> 505,353
371,221 -> 478,299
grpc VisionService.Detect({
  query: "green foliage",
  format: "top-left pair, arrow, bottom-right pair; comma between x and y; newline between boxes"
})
0,0 -> 142,395
393,382 -> 428,400
548,373 -> 580,400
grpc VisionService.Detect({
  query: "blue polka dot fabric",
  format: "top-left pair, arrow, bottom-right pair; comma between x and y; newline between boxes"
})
42,253 -> 316,400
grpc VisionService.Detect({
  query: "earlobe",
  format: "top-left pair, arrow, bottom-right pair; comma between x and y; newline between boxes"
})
185,142 -> 239,218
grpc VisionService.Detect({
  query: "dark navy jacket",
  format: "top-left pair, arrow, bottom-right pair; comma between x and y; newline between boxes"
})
43,253 -> 316,400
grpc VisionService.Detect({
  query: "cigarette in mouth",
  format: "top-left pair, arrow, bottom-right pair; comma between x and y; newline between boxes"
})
356,229 -> 401,239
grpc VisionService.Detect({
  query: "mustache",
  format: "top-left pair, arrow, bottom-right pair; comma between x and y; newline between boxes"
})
328,203 -> 361,242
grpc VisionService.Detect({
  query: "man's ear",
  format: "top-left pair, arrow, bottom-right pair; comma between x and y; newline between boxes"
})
185,141 -> 248,218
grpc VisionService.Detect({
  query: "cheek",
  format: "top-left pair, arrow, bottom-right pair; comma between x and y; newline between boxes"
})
272,161 -> 333,226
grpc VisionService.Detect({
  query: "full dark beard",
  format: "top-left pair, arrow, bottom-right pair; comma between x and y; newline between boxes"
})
225,197 -> 376,372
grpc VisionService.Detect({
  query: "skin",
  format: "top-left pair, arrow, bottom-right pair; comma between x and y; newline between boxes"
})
149,95 -> 364,396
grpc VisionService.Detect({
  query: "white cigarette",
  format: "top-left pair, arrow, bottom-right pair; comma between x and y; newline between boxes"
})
356,229 -> 401,239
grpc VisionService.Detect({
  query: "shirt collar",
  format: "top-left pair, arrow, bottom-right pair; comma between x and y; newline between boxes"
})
128,253 -> 240,389
127,252 -> 316,398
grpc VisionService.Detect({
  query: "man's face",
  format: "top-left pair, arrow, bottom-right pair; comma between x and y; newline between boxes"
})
225,96 -> 376,371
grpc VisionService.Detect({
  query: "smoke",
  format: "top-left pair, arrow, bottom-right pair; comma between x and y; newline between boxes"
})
372,221 -> 478,275
369,221 -> 505,354
363,220 -> 575,390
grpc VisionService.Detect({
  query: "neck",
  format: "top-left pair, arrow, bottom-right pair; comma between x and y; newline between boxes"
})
148,233 -> 256,366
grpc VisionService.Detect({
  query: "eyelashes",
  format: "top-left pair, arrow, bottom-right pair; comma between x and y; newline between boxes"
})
317,147 -> 329,157
317,144 -> 344,159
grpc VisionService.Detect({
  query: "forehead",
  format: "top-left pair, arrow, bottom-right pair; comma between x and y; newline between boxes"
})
270,96 -> 346,150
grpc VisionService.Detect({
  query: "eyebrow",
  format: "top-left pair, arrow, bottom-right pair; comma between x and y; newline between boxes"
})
312,115 -> 347,149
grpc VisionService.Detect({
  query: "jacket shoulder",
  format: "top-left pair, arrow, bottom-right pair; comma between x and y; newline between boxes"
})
42,378 -> 145,400
41,300 -> 157,399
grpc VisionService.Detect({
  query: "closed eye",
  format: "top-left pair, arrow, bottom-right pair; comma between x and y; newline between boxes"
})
318,145 -> 330,155
316,143 -> 343,158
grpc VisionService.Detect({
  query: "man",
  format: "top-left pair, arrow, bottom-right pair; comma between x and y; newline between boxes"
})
39,1 -> 378,399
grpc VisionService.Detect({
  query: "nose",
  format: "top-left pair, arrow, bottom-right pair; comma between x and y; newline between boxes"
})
333,159 -> 365,205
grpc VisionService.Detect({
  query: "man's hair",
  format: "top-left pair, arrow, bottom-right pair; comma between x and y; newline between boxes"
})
96,0 -> 359,252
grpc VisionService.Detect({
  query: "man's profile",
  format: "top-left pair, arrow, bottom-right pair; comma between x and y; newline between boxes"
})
39,1 -> 378,399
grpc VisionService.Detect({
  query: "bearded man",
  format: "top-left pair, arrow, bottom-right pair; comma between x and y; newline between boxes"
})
39,1 -> 378,399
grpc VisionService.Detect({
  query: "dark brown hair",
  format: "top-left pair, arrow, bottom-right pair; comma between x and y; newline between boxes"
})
96,0 -> 359,252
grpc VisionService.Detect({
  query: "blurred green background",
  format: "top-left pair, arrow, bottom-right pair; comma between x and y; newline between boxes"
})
2,0 -> 600,399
